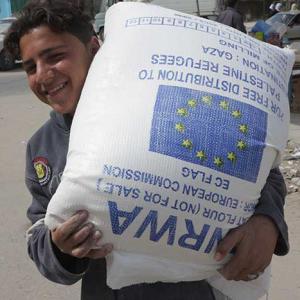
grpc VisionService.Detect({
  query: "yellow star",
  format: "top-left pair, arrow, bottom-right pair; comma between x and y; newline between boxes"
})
177,108 -> 188,116
202,95 -> 212,105
187,99 -> 197,108
227,152 -> 237,162
232,110 -> 242,118
237,140 -> 247,150
214,156 -> 224,167
239,124 -> 248,134
219,100 -> 229,110
182,139 -> 193,150
175,123 -> 185,133
196,150 -> 207,161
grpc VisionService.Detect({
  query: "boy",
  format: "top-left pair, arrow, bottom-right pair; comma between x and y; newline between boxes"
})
5,1 -> 288,299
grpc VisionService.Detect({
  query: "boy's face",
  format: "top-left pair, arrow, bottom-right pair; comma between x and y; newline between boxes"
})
20,25 -> 99,115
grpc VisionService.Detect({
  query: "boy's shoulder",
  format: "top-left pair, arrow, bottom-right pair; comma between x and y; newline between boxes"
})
28,113 -> 55,149
28,111 -> 70,149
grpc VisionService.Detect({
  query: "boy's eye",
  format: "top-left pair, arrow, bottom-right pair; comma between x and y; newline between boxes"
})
48,53 -> 65,63
24,64 -> 36,75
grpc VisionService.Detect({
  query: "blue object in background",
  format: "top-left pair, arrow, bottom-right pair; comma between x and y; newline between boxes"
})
150,85 -> 268,183
251,20 -> 272,41
251,20 -> 272,34
0,0 -> 12,19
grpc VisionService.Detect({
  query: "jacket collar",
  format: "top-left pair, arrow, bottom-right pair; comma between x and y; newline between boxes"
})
50,110 -> 73,132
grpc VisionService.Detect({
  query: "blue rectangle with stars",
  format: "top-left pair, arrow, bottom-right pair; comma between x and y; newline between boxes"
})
149,85 -> 267,182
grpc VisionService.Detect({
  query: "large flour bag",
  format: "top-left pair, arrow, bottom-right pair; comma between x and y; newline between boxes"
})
45,2 -> 294,298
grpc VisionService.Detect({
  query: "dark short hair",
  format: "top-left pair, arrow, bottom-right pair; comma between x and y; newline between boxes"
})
4,0 -> 95,59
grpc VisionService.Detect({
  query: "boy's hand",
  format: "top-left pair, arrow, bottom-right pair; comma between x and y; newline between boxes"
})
51,210 -> 113,259
214,215 -> 278,281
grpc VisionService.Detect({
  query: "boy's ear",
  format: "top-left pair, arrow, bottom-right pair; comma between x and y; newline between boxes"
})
89,36 -> 100,56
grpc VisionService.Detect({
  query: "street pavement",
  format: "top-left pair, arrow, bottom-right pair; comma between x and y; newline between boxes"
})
268,113 -> 300,300
0,68 -> 80,299
0,67 -> 299,299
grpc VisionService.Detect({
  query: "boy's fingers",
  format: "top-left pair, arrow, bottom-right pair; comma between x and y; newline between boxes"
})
54,211 -> 89,240
68,223 -> 95,246
214,228 -> 242,261
219,247 -> 249,280
71,230 -> 102,258
86,244 -> 113,259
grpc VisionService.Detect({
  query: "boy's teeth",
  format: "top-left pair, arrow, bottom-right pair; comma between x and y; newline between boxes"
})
49,82 -> 66,94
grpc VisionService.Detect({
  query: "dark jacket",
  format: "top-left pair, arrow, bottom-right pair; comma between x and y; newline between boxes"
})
25,111 -> 289,300
216,7 -> 247,33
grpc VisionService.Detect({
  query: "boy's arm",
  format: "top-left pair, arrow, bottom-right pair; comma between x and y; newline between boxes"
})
253,167 -> 289,255
26,177 -> 90,285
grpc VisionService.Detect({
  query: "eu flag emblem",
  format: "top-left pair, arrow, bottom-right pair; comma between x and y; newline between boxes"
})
149,85 -> 267,182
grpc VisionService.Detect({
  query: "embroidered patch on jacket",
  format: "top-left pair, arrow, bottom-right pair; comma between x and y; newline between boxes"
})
33,157 -> 52,186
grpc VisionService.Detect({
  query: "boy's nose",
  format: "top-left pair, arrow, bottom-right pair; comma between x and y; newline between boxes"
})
36,64 -> 55,85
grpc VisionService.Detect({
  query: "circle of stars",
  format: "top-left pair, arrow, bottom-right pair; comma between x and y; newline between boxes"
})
173,94 -> 250,168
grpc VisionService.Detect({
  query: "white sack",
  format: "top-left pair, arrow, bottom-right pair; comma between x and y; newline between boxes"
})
45,2 -> 295,298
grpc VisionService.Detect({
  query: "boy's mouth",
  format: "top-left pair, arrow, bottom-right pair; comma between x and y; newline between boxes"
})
46,81 -> 68,96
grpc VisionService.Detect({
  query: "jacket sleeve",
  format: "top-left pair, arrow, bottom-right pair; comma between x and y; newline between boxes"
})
25,144 -> 90,285
254,167 -> 289,256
